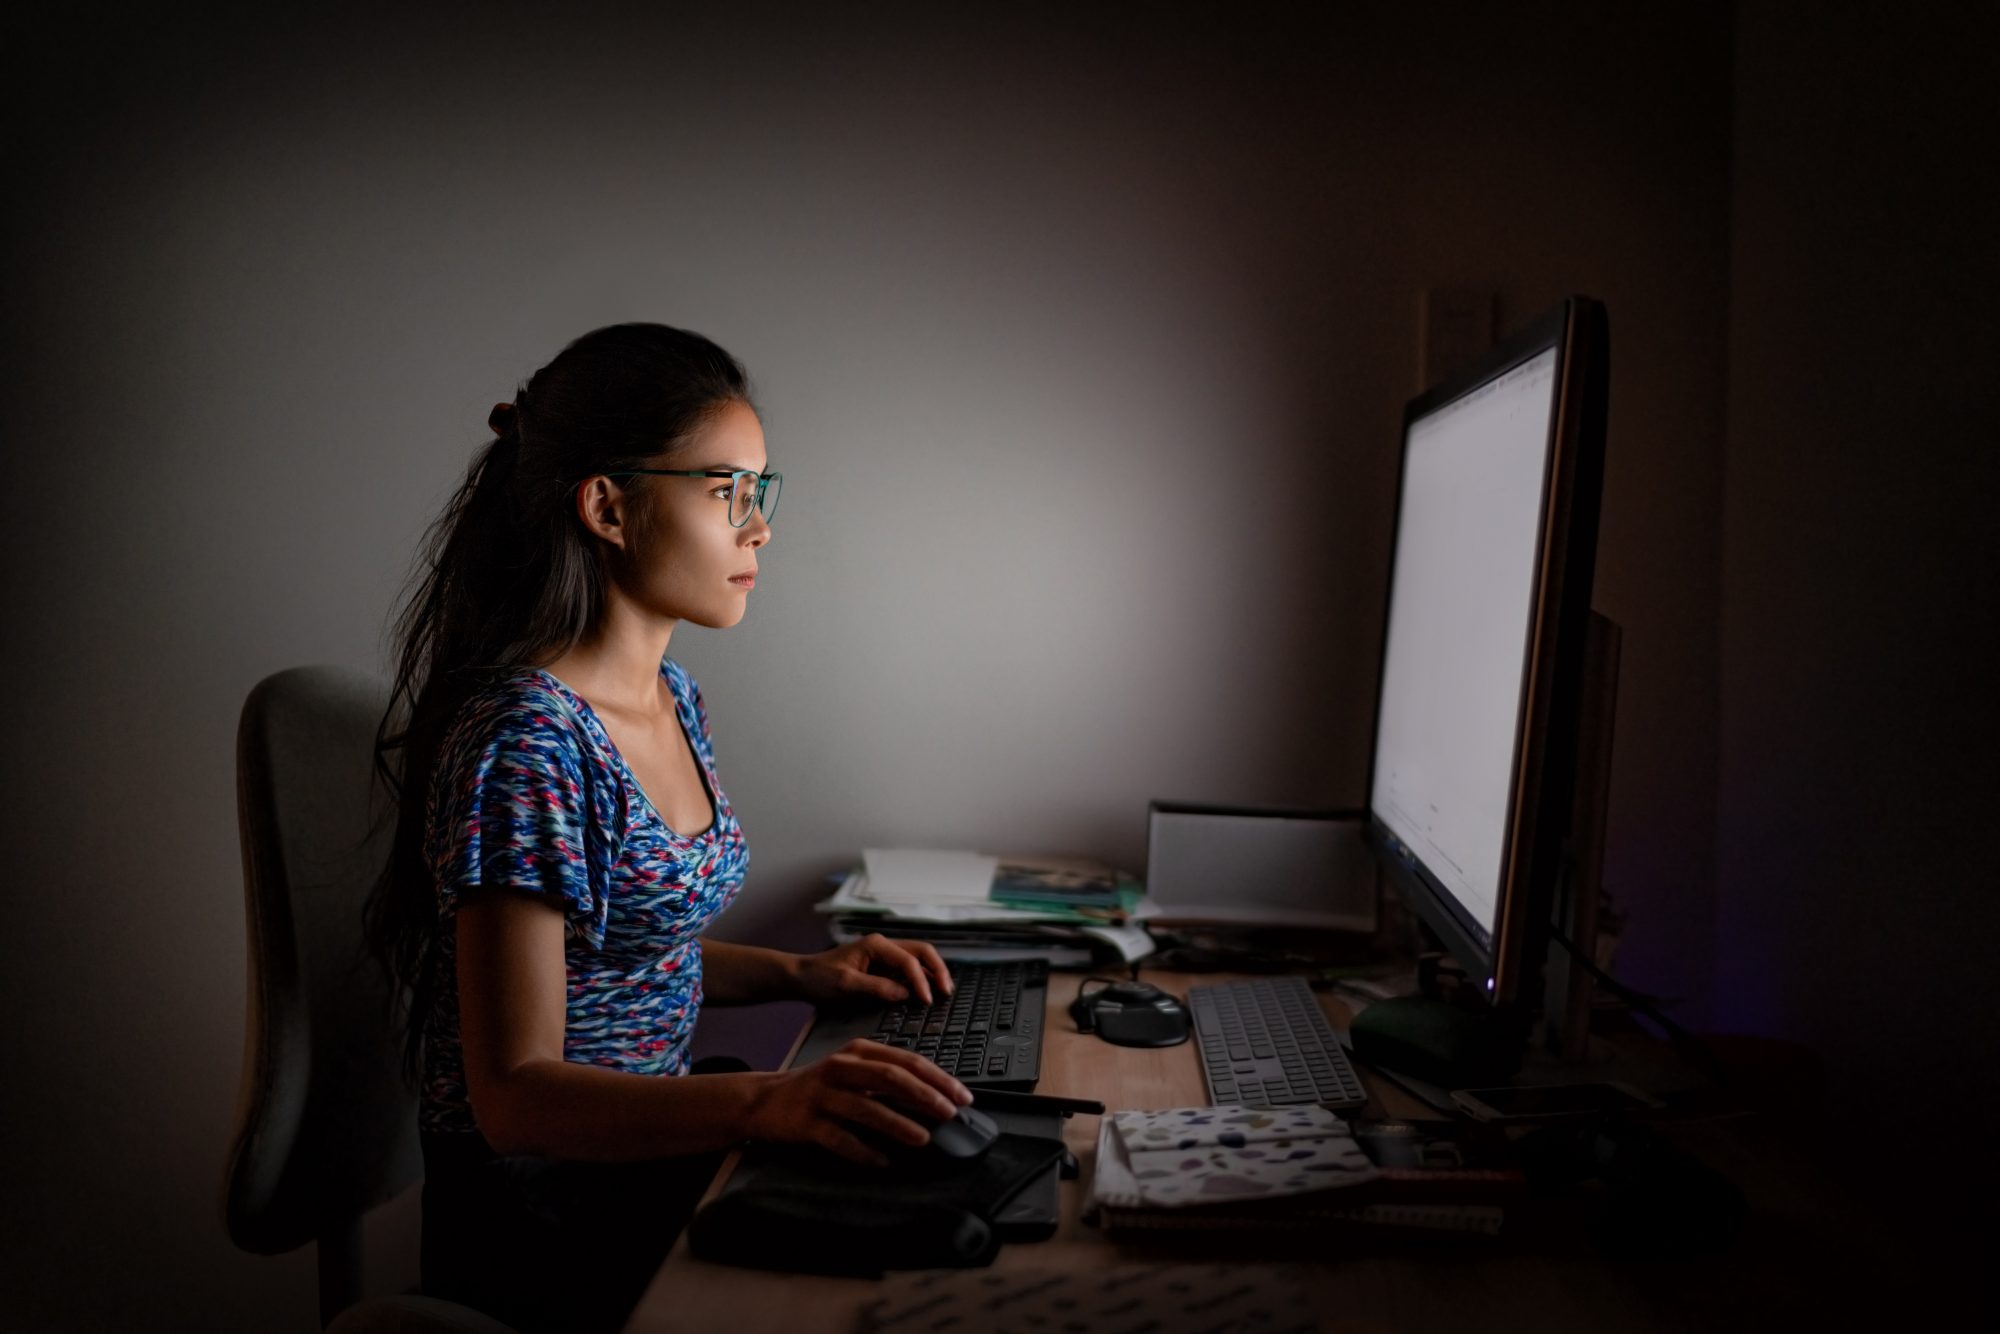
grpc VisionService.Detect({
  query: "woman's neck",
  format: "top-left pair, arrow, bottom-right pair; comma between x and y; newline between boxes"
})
541,604 -> 678,717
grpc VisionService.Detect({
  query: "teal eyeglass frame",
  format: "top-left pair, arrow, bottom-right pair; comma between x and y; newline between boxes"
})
600,468 -> 783,527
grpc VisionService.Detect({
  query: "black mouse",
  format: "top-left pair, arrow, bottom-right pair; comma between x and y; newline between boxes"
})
1070,980 -> 1192,1048
858,1101 -> 1001,1169
922,1104 -> 1001,1161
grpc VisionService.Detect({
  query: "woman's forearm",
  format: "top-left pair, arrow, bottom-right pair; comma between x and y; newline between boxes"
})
699,937 -> 804,1004
474,1058 -> 784,1162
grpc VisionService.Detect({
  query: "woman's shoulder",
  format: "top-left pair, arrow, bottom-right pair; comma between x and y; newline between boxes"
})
441,670 -> 602,768
661,656 -> 711,723
661,656 -> 699,698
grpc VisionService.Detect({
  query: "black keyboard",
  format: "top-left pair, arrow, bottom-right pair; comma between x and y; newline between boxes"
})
790,958 -> 1048,1091
1189,976 -> 1368,1110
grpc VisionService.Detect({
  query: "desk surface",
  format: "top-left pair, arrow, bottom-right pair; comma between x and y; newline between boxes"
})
626,973 -> 1887,1334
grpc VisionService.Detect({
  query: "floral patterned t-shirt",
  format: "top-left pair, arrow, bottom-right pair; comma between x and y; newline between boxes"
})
419,658 -> 748,1136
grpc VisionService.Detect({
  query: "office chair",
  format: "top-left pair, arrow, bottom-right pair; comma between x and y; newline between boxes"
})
223,665 -> 512,1333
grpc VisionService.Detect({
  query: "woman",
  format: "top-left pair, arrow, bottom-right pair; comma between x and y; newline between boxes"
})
365,323 -> 967,1332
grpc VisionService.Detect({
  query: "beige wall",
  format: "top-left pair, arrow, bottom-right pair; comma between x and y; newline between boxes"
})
3,5 -> 1733,1327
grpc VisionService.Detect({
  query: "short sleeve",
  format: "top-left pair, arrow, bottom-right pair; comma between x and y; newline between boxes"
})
426,690 -> 615,948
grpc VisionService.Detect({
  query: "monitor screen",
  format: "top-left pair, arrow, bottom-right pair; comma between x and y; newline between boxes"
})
1365,297 -> 1608,1005
1370,348 -> 1558,943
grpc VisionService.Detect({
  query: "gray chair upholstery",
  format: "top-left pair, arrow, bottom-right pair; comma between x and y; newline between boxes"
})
223,665 -> 439,1327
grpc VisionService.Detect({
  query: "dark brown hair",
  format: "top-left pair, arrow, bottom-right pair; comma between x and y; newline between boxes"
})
365,323 -> 753,1074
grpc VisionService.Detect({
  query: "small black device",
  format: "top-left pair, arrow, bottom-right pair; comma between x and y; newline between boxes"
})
1068,979 -> 1191,1048
791,958 -> 1049,1090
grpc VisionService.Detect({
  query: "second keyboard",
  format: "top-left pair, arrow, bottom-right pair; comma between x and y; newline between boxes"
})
1188,975 -> 1368,1110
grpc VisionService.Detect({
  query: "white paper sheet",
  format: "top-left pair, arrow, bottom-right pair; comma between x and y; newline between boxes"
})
860,848 -> 1000,906
1076,923 -> 1157,962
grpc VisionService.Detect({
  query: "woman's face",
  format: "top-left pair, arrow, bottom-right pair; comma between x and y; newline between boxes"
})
615,398 -> 771,629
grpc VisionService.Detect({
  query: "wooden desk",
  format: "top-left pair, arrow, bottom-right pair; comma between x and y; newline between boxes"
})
626,974 -> 1888,1334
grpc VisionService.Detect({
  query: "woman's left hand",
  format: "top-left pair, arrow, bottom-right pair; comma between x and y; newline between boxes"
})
794,934 -> 954,1006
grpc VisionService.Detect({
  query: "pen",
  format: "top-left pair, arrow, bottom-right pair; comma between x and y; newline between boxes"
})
969,1088 -> 1106,1116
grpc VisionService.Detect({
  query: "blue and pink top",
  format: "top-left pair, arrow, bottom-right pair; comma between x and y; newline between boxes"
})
419,658 -> 748,1136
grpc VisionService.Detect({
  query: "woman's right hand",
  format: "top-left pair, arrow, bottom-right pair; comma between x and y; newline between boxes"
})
744,1039 -> 974,1167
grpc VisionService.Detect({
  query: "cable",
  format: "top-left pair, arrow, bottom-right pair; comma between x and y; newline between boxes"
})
1546,927 -> 1728,1087
1546,926 -> 1679,1029
1069,975 -> 1125,1034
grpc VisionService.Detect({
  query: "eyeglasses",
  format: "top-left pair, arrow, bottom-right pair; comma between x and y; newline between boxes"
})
601,468 -> 783,528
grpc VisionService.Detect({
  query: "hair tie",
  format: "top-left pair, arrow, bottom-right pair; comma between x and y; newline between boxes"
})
489,402 -> 517,437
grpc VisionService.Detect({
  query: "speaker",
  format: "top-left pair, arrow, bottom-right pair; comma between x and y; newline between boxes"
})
1144,803 -> 1378,930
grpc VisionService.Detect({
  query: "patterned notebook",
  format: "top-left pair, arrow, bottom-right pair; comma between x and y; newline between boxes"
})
1091,1104 -> 1379,1209
1086,1106 -> 1508,1237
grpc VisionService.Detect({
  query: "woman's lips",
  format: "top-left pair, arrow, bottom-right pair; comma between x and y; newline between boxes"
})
729,571 -> 757,589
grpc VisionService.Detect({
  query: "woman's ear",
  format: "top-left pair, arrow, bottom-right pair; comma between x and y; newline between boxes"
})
574,477 -> 628,549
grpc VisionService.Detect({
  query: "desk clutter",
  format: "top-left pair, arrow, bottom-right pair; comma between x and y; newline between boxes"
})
817,848 -> 1157,968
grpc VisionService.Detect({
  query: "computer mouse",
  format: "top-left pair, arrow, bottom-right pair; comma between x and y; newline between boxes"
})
854,1100 -> 1000,1170
923,1103 -> 1001,1162
1070,981 -> 1192,1048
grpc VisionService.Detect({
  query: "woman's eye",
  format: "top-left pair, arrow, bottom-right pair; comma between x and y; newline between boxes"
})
711,485 -> 735,501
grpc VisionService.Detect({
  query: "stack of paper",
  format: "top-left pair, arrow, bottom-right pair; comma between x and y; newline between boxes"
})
816,848 -> 1159,966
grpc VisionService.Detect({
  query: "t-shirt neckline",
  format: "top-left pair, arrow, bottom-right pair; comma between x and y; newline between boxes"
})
529,665 -> 720,842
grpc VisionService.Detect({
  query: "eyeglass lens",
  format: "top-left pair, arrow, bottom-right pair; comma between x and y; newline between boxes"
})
731,472 -> 781,527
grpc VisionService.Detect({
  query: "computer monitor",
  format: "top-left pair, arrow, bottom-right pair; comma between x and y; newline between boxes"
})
1365,296 -> 1609,1011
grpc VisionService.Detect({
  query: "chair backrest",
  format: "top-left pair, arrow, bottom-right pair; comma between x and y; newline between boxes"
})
223,665 -> 418,1265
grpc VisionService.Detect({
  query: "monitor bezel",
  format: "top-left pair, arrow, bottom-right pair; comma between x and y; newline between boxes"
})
1363,295 -> 1609,1008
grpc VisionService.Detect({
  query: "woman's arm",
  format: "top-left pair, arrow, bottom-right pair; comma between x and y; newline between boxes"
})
457,894 -> 969,1164
698,937 -> 805,1004
703,932 -> 956,1007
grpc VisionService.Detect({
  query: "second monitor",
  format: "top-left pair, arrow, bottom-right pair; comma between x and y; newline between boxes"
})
1366,295 -> 1611,1027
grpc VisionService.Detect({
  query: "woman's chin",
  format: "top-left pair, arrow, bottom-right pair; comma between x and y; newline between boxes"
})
684,603 -> 749,631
